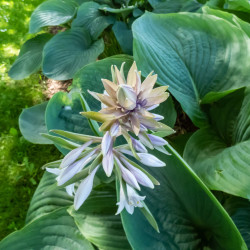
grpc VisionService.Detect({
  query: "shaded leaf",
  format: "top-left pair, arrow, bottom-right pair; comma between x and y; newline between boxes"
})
148,0 -> 203,13
68,186 -> 131,250
19,101 -> 52,144
112,21 -> 133,55
72,2 -> 115,40
184,88 -> 250,198
9,34 -> 51,80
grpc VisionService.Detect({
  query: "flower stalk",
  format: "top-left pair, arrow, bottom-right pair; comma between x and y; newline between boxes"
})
44,61 -> 175,230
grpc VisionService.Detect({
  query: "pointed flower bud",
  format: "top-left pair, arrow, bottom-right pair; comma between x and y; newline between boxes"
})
121,157 -> 154,189
147,134 -> 168,146
117,84 -> 137,110
74,166 -> 99,210
138,153 -> 166,167
115,157 -> 140,190
102,131 -> 112,156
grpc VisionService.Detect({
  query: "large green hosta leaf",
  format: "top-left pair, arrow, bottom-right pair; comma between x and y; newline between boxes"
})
121,145 -> 247,249
0,208 -> 94,250
223,196 -> 250,247
45,90 -> 94,154
149,0 -> 203,13
29,0 -> 78,33
25,171 -> 130,249
225,0 -> 250,13
26,172 -> 73,224
72,2 -> 115,40
184,88 -> 250,198
132,12 -> 250,127
19,102 -> 53,144
202,6 -> 250,38
43,28 -> 104,80
68,186 -> 131,250
72,55 -> 177,128
8,34 -> 51,80
112,22 -> 133,55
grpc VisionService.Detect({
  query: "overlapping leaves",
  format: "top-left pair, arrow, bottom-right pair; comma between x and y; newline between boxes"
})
132,11 -> 250,127
184,88 -> 250,199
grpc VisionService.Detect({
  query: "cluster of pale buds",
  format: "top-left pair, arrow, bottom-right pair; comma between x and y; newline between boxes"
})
45,61 -> 175,216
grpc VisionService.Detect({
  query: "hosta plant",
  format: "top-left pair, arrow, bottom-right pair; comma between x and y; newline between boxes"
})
2,2 -> 250,250
9,0 -> 250,82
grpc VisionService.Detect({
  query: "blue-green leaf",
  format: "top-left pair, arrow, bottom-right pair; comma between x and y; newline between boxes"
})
43,28 -> 104,80
121,145 -> 247,249
184,87 -> 250,199
132,12 -> 250,127
19,101 -> 52,144
72,2 -> 115,40
29,0 -> 78,33
9,34 -> 51,80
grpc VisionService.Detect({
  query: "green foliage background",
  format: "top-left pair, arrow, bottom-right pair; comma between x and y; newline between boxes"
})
0,0 -> 61,239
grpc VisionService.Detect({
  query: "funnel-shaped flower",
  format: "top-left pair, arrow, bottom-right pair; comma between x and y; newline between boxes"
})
81,61 -> 174,137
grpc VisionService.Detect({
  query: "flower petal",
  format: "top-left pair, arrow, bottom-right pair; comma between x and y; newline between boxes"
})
74,166 -> 99,210
115,157 -> 140,190
66,183 -> 75,196
138,153 -> 166,167
60,140 -> 93,169
102,150 -> 114,177
46,167 -> 61,175
58,150 -> 97,186
130,136 -> 147,153
110,122 -> 120,137
121,157 -> 154,189
148,134 -> 168,146
138,132 -> 154,150
102,131 -> 112,156
127,61 -> 137,87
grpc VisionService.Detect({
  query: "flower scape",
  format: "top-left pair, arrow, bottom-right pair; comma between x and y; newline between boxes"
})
45,62 -> 175,221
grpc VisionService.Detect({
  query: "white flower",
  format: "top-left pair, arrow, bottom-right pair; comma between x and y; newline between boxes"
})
116,183 -> 134,215
74,166 -> 99,210
120,157 -> 154,189
127,185 -> 145,208
60,140 -> 93,169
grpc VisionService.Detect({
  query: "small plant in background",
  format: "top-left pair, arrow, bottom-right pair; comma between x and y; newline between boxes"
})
2,0 -> 250,249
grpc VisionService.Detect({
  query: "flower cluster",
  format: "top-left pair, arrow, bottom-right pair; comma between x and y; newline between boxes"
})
46,62 -> 174,215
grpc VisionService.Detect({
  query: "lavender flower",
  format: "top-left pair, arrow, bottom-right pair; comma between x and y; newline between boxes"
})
45,61 -> 175,222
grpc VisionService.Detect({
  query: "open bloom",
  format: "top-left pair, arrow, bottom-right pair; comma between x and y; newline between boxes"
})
81,61 -> 174,137
45,61 -> 174,220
